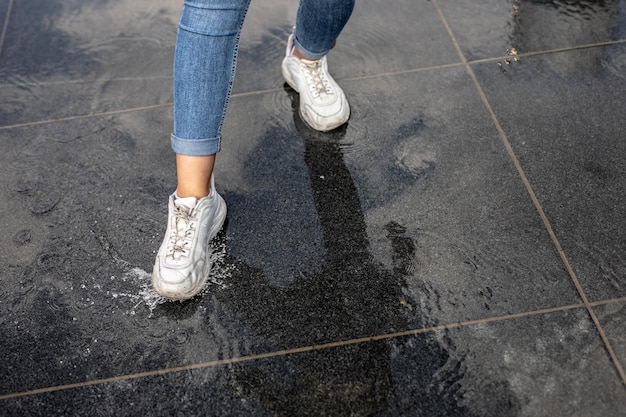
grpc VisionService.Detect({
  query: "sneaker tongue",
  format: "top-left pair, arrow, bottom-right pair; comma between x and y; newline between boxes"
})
174,196 -> 197,210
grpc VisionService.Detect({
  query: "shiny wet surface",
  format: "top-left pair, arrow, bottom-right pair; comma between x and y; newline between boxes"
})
1,0 -> 626,415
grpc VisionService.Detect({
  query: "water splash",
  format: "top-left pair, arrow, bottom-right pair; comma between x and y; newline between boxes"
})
103,240 -> 233,316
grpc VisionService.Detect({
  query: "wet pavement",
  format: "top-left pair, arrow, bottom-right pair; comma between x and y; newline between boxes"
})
1,0 -> 626,415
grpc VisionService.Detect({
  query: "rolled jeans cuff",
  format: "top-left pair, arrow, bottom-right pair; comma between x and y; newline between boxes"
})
292,37 -> 329,60
171,133 -> 221,156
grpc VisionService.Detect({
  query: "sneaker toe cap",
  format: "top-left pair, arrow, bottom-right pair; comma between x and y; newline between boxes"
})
302,100 -> 350,131
152,259 -> 205,300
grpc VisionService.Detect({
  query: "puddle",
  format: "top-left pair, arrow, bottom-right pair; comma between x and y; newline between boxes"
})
509,0 -> 621,59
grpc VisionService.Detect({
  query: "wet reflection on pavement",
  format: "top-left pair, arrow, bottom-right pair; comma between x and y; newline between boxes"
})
1,0 -> 626,414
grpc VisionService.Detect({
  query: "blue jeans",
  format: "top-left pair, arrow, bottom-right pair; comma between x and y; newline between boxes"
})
171,0 -> 355,156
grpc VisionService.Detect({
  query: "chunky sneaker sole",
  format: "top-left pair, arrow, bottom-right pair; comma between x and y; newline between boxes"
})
281,34 -> 350,132
152,177 -> 227,301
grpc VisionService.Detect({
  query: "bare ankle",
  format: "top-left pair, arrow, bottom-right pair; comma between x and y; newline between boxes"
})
175,154 -> 215,199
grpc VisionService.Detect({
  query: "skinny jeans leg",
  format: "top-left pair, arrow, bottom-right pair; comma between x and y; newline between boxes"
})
171,0 -> 354,155
171,0 -> 250,156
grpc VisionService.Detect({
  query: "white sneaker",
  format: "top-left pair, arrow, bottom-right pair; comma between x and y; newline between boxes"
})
281,34 -> 350,132
152,176 -> 227,300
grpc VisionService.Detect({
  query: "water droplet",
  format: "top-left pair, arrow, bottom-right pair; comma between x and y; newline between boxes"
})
13,230 -> 32,246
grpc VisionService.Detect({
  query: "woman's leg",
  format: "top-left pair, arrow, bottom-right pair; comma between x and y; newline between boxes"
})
176,154 -> 215,198
153,0 -> 250,300
172,0 -> 251,198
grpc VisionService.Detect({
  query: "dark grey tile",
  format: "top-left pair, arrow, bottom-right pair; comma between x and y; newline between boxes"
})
332,0 -> 461,75
1,367 -> 270,417
438,0 -> 626,61
4,308 -> 625,416
0,0 -> 177,82
0,78 -> 172,127
0,0 -> 177,126
596,301 -> 626,373
0,109 -> 184,394
377,308 -> 626,417
472,44 -> 626,301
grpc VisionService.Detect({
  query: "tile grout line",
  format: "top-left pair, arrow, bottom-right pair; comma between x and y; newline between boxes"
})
0,75 -> 173,88
0,93 -> 278,130
590,296 -> 626,307
2,39 -> 625,131
0,0 -> 13,59
2,290 -> 624,402
468,39 -> 626,65
1,38 -> 624,90
0,36 -> 617,93
0,302 -> 586,401
431,0 -> 626,387
4,36 -> 624,90
344,38 -> 626,81
5,36 -> 626,90
0,103 -> 173,130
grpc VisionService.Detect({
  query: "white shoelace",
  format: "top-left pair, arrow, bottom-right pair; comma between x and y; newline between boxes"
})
167,205 -> 197,260
301,60 -> 333,97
